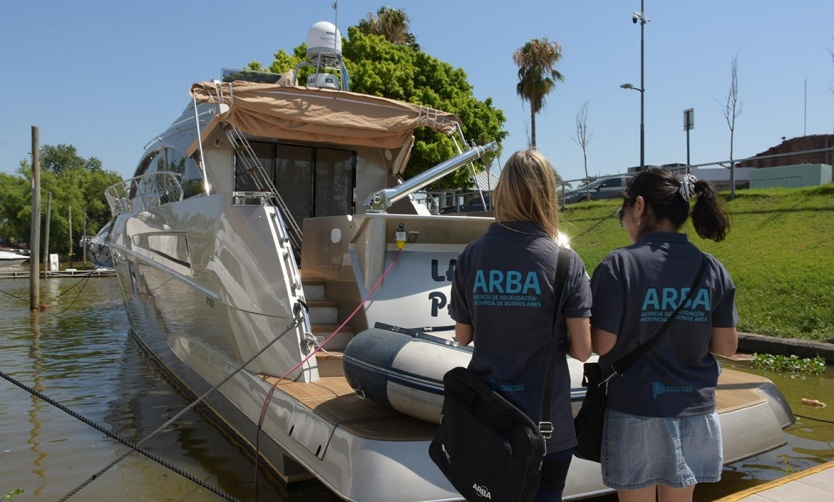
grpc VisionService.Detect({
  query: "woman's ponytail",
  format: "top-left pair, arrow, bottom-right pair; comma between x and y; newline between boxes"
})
690,180 -> 730,242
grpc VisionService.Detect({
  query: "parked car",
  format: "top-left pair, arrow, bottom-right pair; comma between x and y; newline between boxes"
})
440,196 -> 492,214
563,175 -> 631,204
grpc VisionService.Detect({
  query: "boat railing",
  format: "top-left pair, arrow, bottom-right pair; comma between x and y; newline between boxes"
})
105,172 -> 184,217
363,141 -> 498,212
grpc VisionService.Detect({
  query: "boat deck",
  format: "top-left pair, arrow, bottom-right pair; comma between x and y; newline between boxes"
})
262,366 -> 771,442
715,367 -> 769,412
264,375 -> 438,440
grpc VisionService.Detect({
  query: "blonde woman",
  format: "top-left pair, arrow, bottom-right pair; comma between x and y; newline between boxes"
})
450,150 -> 592,501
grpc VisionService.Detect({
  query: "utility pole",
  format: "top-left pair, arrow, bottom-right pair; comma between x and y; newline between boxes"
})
29,126 -> 41,310
639,0 -> 645,170
684,108 -> 694,173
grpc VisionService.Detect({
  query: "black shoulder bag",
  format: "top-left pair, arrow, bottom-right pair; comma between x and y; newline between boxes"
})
429,248 -> 572,502
574,254 -> 707,463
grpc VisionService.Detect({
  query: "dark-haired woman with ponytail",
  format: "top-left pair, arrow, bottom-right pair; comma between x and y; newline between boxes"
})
589,169 -> 738,502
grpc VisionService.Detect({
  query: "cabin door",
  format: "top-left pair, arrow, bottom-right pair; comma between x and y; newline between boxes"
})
247,142 -> 356,227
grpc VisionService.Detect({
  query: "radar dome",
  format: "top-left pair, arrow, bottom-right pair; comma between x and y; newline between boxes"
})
307,21 -> 342,58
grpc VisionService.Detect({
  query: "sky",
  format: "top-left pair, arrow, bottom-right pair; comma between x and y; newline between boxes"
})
2,0 -> 833,184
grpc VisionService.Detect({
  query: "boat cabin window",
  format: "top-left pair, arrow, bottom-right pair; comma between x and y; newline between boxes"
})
238,142 -> 356,225
134,148 -> 204,199
167,150 -> 205,198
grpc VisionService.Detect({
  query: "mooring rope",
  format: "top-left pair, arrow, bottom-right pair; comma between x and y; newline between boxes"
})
54,317 -> 302,501
0,272 -> 97,311
0,313 -> 302,501
0,369 -> 238,501
0,287 -> 28,303
794,413 -> 834,425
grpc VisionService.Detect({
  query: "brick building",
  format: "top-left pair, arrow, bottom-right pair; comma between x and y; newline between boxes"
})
737,134 -> 834,168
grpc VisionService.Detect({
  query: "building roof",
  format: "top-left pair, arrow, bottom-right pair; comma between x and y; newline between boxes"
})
471,169 -> 500,192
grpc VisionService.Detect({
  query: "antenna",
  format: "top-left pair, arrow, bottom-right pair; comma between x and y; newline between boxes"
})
333,2 -> 334,52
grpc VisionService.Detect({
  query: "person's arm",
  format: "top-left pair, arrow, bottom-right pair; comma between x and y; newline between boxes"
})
566,317 -> 592,361
709,326 -> 738,357
591,326 -> 617,356
455,322 -> 474,346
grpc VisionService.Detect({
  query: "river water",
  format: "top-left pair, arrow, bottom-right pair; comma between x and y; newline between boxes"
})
1,276 -> 832,501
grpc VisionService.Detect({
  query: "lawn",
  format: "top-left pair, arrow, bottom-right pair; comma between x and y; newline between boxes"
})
560,183 -> 834,343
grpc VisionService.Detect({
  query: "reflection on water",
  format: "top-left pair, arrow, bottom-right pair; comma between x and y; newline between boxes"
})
0,277 -> 298,501
2,277 -> 833,501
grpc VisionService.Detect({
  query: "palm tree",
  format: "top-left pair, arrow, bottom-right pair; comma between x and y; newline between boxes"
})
358,7 -> 419,50
513,39 -> 565,150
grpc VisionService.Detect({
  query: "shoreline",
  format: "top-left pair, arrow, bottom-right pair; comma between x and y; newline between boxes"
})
737,332 -> 834,365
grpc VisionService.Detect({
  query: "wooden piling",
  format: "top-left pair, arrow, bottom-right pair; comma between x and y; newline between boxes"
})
29,126 -> 41,310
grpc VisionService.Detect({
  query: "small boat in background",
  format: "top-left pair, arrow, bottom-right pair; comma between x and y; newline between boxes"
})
0,250 -> 28,268
82,223 -> 113,268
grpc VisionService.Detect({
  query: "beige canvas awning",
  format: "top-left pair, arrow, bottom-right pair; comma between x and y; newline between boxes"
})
190,81 -> 461,150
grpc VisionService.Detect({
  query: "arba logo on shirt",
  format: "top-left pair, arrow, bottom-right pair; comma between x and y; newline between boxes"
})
473,269 -> 541,295
641,287 -> 710,311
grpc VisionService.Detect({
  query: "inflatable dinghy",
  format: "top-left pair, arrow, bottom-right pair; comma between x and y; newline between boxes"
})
342,325 -> 471,423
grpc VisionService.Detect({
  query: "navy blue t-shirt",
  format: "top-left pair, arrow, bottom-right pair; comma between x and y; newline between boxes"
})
449,221 -> 592,452
590,231 -> 738,417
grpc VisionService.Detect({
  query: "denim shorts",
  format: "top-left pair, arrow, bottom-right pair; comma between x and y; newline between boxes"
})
601,408 -> 723,490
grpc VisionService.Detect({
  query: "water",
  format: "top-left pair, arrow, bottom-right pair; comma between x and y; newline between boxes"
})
0,276 -> 337,501
1,276 -> 833,501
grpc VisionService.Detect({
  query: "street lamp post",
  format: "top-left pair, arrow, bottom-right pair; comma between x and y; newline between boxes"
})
620,83 -> 644,170
622,1 -> 649,171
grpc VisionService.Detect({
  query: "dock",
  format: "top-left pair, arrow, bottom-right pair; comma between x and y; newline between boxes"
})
0,268 -> 116,279
717,460 -> 834,501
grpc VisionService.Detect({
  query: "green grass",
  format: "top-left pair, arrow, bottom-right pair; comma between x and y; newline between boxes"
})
560,183 -> 834,343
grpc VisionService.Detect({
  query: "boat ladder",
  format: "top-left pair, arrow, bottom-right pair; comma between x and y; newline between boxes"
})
225,125 -> 303,255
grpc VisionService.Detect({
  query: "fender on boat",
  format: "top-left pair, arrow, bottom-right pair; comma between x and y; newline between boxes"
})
342,326 -> 472,423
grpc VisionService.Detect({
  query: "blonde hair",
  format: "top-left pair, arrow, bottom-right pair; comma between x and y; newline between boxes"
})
493,150 -> 560,237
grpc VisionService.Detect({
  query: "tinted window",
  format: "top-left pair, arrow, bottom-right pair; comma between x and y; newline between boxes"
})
167,148 -> 204,198
315,148 -> 355,217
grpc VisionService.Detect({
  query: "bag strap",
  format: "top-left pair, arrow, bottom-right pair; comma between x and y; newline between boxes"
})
607,253 -> 707,380
538,247 -> 572,438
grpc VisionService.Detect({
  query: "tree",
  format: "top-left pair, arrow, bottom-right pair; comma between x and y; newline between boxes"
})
513,38 -> 565,150
251,16 -> 507,189
6,145 -> 123,257
357,6 -> 419,50
40,144 -> 97,175
0,172 -> 30,243
572,101 -> 594,202
717,55 -> 743,200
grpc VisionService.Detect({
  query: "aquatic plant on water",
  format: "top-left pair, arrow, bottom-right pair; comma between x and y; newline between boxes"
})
4,489 -> 23,501
752,353 -> 826,375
